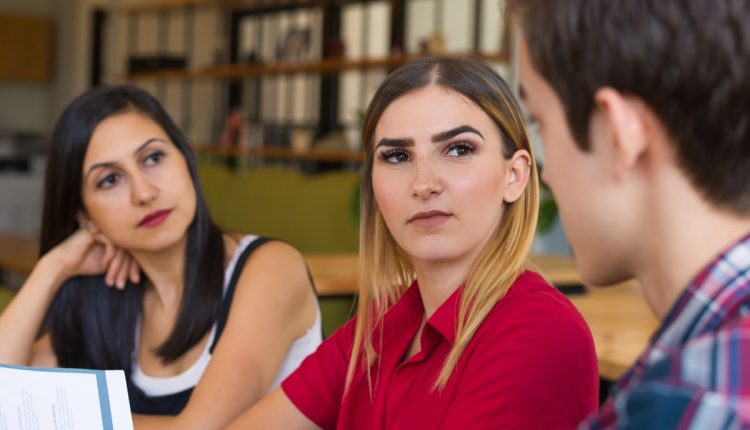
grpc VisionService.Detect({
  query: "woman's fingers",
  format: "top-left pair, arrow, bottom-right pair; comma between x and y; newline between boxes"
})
129,258 -> 141,285
73,218 -> 142,288
107,250 -> 142,289
114,254 -> 131,289
105,248 -> 125,287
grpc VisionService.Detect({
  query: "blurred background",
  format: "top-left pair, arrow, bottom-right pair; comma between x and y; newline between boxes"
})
0,0 -> 569,289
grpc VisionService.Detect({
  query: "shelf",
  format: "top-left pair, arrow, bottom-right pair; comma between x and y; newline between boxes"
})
126,52 -> 510,81
0,15 -> 52,82
120,0 -> 221,14
194,144 -> 365,163
119,0 -> 325,15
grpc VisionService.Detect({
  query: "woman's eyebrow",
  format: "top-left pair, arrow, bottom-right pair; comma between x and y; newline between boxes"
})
133,137 -> 166,154
431,125 -> 484,142
376,137 -> 414,149
375,125 -> 483,149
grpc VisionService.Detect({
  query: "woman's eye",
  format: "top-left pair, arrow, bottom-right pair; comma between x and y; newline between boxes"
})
446,142 -> 475,157
97,173 -> 120,189
144,151 -> 164,166
380,149 -> 410,164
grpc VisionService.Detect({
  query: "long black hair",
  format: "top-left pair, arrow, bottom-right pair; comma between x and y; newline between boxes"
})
41,84 -> 225,372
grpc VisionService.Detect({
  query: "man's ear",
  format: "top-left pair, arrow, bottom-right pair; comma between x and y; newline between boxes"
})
593,88 -> 649,180
503,150 -> 532,203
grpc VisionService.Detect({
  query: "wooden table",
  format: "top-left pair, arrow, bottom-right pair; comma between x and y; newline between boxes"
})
304,254 -> 358,296
1,232 -> 658,380
305,253 -> 586,296
568,282 -> 658,380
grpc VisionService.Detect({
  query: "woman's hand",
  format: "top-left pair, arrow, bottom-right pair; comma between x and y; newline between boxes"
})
0,224 -> 137,366
43,222 -> 140,289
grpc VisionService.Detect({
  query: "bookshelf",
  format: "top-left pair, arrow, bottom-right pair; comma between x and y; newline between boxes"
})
115,0 -> 512,165
126,52 -> 510,80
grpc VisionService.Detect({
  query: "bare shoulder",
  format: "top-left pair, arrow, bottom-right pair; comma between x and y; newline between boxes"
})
231,238 -> 316,336
222,233 -> 307,274
252,239 -> 306,262
221,232 -> 243,266
242,239 -> 308,281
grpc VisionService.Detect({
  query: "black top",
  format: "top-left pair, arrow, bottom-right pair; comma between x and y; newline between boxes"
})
126,237 -> 271,415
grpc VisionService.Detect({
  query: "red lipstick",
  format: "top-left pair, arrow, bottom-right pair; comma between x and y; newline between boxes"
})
408,210 -> 452,228
138,209 -> 172,227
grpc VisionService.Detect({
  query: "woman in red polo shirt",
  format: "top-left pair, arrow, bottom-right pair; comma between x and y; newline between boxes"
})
229,56 -> 598,429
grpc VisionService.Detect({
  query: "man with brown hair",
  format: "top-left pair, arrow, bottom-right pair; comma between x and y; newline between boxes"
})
509,0 -> 750,427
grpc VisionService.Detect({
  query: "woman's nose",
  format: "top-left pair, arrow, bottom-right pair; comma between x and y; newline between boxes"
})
131,173 -> 158,205
411,159 -> 443,199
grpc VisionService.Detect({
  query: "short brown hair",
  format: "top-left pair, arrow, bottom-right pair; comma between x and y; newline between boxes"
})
509,0 -> 750,214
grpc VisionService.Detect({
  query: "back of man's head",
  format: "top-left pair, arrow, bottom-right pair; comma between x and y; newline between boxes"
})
509,0 -> 750,214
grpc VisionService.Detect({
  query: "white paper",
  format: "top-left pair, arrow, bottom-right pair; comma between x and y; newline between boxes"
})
105,371 -> 132,430
0,364 -> 133,430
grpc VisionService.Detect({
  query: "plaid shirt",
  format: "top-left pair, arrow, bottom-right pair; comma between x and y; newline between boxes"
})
580,233 -> 750,430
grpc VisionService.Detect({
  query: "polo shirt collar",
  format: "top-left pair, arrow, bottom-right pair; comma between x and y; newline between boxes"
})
383,281 -> 462,347
423,283 -> 461,346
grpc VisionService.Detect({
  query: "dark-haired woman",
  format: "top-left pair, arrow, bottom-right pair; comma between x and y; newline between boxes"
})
0,85 -> 321,429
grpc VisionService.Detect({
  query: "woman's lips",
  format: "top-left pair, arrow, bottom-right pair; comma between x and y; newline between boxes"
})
138,209 -> 172,227
408,210 -> 452,228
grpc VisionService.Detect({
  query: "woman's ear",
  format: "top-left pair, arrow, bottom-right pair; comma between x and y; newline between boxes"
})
76,211 -> 98,233
503,150 -> 532,203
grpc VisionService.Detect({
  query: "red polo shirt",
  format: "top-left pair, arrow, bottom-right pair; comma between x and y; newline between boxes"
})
282,271 -> 598,429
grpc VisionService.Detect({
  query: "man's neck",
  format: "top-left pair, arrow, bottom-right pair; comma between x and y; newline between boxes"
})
636,165 -> 750,319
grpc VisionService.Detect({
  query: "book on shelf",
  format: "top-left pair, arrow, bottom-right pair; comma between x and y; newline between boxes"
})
0,363 -> 133,430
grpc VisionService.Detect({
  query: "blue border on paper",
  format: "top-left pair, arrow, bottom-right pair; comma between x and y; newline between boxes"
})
0,363 -> 115,429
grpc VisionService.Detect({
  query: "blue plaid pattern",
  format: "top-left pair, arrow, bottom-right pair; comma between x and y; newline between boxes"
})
579,233 -> 750,429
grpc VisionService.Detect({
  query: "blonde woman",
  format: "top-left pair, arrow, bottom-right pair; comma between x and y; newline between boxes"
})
230,56 -> 598,429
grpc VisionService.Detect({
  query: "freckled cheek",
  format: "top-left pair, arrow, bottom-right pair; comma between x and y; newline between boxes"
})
450,170 -> 505,206
372,170 -> 405,225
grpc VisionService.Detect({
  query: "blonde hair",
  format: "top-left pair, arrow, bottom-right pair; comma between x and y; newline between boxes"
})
348,55 -> 539,392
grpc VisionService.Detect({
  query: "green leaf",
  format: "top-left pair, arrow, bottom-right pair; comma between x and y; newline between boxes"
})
536,164 -> 558,234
